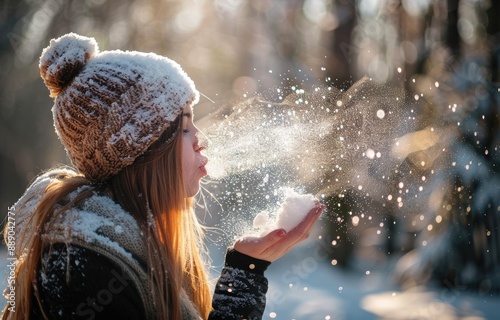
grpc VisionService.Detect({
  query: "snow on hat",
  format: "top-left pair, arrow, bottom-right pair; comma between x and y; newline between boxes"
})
39,33 -> 199,182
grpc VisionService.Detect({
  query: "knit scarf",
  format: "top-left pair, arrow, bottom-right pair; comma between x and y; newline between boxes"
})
12,169 -> 201,319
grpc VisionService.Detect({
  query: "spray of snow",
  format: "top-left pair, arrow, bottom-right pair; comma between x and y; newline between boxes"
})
197,76 -> 420,244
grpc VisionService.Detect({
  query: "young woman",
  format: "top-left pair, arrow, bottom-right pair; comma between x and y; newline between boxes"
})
2,33 -> 323,320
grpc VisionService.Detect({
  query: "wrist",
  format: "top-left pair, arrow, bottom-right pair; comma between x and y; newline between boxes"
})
224,248 -> 271,276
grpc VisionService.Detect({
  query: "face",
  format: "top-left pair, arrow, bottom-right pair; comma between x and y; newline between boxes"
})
181,105 -> 208,197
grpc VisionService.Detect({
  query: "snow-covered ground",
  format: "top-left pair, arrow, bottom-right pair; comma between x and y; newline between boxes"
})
208,239 -> 499,320
1,242 -> 498,319
263,252 -> 499,319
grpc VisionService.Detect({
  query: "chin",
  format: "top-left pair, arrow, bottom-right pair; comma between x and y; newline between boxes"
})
186,186 -> 200,198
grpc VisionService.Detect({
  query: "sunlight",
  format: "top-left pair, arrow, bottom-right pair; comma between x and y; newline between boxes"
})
362,288 -> 485,320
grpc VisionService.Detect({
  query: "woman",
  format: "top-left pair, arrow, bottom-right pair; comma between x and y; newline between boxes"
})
2,33 -> 323,320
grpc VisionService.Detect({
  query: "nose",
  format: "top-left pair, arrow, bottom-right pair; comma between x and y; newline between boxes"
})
195,130 -> 209,151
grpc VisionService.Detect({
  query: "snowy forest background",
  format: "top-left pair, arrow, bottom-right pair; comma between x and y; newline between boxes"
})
1,0 -> 499,319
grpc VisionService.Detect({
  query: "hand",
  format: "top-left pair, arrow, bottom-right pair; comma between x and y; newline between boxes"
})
233,202 -> 325,262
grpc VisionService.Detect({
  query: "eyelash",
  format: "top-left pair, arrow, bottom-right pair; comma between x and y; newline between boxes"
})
183,129 -> 190,133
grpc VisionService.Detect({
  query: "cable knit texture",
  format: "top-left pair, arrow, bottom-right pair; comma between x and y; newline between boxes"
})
39,33 -> 199,182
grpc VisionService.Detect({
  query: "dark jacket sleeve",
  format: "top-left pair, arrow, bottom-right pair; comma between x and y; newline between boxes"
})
209,249 -> 271,320
32,243 -> 147,320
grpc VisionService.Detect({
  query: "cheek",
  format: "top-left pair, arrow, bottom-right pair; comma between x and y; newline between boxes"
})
181,141 -> 196,177
181,143 -> 189,174
182,147 -> 200,197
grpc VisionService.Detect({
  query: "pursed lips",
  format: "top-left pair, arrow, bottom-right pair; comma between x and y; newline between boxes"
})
199,155 -> 208,175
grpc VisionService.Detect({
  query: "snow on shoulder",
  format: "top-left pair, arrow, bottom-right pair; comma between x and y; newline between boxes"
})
252,188 -> 317,236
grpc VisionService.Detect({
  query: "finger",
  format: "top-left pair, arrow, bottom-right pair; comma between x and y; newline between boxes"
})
256,228 -> 287,252
260,205 -> 324,257
277,204 -> 324,249
291,204 -> 324,235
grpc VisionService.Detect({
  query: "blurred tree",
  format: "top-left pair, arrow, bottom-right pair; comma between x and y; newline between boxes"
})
392,0 -> 500,292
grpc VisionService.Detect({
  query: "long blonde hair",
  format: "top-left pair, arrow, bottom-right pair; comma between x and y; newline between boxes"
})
2,113 -> 212,319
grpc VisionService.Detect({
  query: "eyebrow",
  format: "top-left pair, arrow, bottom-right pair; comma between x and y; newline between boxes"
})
183,112 -> 192,119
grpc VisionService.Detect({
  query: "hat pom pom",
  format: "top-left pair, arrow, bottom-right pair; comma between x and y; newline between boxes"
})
39,33 -> 99,98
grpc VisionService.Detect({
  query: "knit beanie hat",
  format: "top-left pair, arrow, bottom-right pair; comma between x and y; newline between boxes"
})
39,33 -> 199,182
